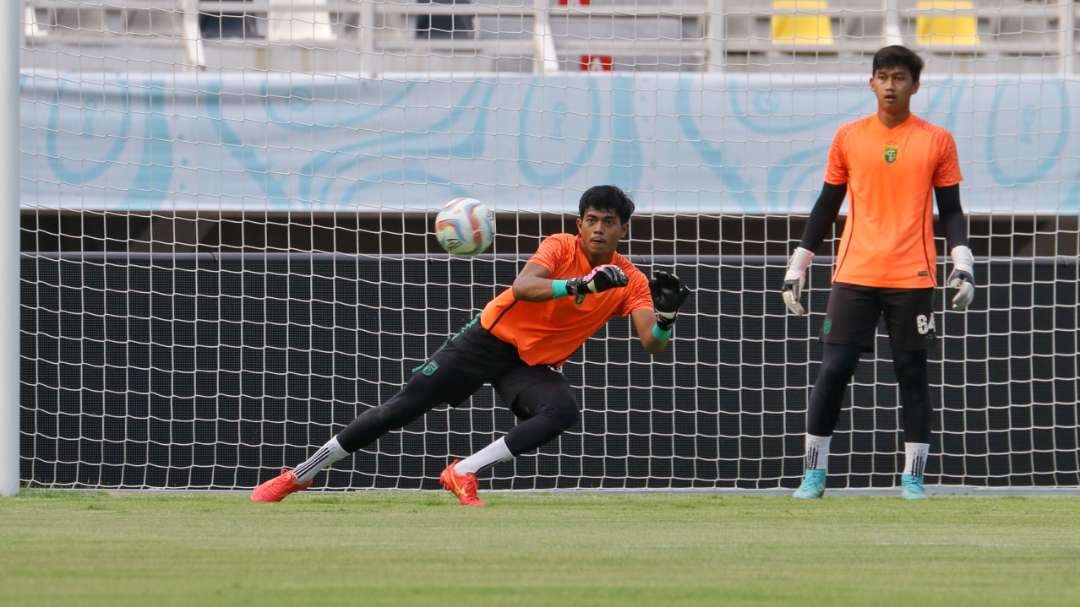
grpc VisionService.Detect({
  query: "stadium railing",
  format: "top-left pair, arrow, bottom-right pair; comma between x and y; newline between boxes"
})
21,0 -> 1080,73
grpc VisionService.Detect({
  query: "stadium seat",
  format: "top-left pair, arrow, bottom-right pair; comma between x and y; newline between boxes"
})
771,0 -> 834,46
915,0 -> 980,47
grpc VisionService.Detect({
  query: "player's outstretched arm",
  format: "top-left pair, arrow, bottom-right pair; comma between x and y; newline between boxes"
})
782,182 -> 846,316
633,272 -> 691,354
935,184 -> 975,310
512,262 -> 628,303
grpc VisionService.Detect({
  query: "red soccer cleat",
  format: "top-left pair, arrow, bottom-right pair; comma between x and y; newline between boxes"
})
251,468 -> 312,503
439,460 -> 486,507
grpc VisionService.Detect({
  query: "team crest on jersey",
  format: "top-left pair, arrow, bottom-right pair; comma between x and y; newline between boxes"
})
884,145 -> 899,164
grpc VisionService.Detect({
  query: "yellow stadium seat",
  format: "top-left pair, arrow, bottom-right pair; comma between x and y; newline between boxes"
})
771,0 -> 834,46
916,0 -> 980,47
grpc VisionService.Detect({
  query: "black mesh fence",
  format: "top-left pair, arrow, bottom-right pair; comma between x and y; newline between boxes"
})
19,253 -> 1079,489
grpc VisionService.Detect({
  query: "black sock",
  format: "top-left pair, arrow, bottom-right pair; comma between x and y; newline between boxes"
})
894,348 -> 931,444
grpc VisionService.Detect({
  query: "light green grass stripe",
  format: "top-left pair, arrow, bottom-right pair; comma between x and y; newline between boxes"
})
2,491 -> 1079,607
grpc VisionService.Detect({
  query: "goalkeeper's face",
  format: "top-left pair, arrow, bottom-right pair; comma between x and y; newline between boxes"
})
870,66 -> 919,114
576,208 -> 629,258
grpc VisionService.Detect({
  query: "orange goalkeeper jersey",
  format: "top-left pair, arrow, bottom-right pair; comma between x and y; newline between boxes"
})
480,233 -> 653,367
824,113 -> 962,288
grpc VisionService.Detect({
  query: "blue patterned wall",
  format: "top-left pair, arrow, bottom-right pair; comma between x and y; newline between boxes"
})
20,72 -> 1080,214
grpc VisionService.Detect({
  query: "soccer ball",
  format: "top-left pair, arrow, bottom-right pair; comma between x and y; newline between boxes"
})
434,197 -> 495,256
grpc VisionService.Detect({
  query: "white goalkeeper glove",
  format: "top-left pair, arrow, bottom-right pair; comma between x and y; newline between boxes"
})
781,247 -> 814,316
947,245 -> 975,311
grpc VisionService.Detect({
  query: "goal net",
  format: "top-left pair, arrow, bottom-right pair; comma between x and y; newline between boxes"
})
16,0 -> 1080,490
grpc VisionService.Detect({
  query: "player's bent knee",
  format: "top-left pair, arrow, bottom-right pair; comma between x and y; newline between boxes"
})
545,399 -> 580,431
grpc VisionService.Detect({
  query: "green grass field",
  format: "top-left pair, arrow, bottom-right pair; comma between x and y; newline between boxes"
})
2,490 -> 1079,607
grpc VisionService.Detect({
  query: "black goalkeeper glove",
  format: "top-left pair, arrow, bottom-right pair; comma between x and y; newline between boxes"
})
566,264 -> 628,304
649,271 -> 690,330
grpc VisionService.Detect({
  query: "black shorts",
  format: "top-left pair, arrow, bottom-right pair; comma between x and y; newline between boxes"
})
821,283 -> 935,352
413,319 -> 577,417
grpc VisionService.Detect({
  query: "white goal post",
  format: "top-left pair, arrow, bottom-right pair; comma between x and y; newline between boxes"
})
10,0 -> 1080,493
3,0 -> 22,497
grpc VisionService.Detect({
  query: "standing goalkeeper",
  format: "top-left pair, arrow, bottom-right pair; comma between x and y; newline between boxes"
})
253,185 -> 690,505
781,46 -> 975,500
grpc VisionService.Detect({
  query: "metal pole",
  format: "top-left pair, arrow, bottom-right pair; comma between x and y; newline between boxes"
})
180,0 -> 206,69
1,0 -> 23,497
883,0 -> 903,47
1060,0 -> 1075,76
707,0 -> 725,72
531,0 -> 558,74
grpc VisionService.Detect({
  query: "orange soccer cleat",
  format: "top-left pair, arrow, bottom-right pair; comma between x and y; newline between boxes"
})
251,468 -> 312,503
439,460 -> 486,507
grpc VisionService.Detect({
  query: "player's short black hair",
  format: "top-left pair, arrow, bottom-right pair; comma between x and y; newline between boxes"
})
579,185 -> 635,224
872,45 -> 924,83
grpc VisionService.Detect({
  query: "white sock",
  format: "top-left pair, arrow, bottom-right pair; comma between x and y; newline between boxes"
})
455,437 -> 513,475
904,442 -> 930,477
804,434 -> 831,471
293,436 -> 349,484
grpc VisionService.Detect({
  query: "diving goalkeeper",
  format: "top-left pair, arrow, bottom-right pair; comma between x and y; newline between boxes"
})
781,46 -> 975,500
252,185 -> 691,505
